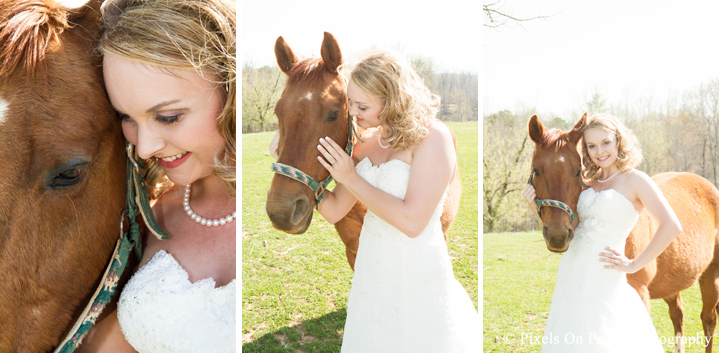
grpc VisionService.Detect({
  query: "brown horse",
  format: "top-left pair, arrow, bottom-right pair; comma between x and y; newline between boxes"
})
529,113 -> 719,353
0,0 -> 126,351
265,32 -> 461,269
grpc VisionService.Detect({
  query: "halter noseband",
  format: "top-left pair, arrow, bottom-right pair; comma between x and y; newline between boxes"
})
527,171 -> 578,224
271,115 -> 362,205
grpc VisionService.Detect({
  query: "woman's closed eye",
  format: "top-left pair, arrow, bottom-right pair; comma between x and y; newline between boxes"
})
155,113 -> 182,125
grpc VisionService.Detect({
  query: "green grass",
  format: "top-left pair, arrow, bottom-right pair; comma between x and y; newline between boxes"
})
484,232 -> 710,353
242,121 -> 478,352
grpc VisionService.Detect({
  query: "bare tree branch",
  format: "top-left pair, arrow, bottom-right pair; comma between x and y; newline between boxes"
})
483,1 -> 550,29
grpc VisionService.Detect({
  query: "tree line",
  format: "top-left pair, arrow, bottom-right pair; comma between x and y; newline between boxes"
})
242,56 -> 478,133
484,79 -> 719,233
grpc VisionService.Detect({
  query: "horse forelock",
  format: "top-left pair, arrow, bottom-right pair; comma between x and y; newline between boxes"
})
536,128 -> 564,150
0,0 -> 70,81
286,57 -> 340,88
532,128 -> 581,170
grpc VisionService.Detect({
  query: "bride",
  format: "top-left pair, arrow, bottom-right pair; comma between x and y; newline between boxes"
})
316,51 -> 478,352
524,113 -> 681,352
77,0 -> 235,351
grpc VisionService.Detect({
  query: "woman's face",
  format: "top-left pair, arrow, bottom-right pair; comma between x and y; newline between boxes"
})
584,128 -> 619,170
103,54 -> 225,186
347,80 -> 384,129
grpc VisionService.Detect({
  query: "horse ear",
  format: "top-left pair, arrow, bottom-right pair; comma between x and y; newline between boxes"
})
567,112 -> 588,144
320,32 -> 342,73
528,115 -> 545,144
275,36 -> 298,76
67,0 -> 103,37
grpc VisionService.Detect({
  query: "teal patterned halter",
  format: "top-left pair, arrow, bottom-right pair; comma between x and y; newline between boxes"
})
527,170 -> 581,224
271,115 -> 362,205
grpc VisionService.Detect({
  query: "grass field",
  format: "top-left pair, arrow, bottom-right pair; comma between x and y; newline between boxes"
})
242,121 -> 478,352
484,232 -> 711,353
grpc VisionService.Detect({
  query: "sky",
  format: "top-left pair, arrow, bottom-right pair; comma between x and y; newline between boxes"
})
241,0 -> 480,73
484,0 -> 719,119
58,0 -> 480,73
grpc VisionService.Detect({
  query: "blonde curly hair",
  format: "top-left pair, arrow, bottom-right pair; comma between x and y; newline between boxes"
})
98,0 -> 236,198
581,113 -> 642,180
349,51 -> 439,151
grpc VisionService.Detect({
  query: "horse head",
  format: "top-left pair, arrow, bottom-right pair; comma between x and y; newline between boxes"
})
0,0 -> 126,350
266,32 -> 350,234
528,113 -> 586,252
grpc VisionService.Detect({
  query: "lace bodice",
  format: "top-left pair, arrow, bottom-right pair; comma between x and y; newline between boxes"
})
117,250 -> 236,353
575,188 -> 639,248
355,157 -> 444,240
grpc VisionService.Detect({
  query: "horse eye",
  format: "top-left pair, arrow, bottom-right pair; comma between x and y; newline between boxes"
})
575,170 -> 581,177
46,160 -> 89,189
327,110 -> 339,122
533,168 -> 540,177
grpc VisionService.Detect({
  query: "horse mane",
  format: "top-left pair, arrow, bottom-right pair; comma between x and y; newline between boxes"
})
286,57 -> 330,87
0,0 -> 70,81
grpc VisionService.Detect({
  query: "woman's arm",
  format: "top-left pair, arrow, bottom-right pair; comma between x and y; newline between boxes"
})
75,309 -> 137,353
600,171 -> 682,273
316,182 -> 359,224
318,122 -> 454,238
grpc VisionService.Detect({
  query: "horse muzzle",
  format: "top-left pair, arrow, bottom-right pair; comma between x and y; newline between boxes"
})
543,225 -> 574,253
266,191 -> 313,234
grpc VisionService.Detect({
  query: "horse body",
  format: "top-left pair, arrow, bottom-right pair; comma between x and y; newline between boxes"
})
529,114 -> 719,353
265,32 -> 460,269
0,0 -> 126,351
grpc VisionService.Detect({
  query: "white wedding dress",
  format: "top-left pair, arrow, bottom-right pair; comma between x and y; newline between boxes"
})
542,188 -> 663,352
117,250 -> 236,353
340,157 -> 479,353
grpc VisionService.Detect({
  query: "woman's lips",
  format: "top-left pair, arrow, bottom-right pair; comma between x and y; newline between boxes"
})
158,151 -> 191,169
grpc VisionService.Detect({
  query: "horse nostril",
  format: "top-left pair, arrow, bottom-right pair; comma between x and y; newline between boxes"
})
291,196 -> 310,225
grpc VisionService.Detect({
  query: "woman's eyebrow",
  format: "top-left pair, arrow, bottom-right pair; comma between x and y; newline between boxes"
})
146,99 -> 181,113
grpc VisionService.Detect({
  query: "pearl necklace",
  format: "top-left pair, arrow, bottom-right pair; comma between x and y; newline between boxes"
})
183,184 -> 236,227
597,170 -> 621,183
377,126 -> 389,149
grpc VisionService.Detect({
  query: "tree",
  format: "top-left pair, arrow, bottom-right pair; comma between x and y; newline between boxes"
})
483,110 -> 535,232
242,64 -> 285,133
411,56 -> 435,91
586,91 -> 607,114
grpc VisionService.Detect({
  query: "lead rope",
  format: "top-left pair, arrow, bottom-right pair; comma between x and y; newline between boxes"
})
54,143 -> 169,352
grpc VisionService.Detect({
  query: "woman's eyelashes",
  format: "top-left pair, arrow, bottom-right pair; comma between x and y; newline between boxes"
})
155,113 -> 181,124
116,113 -> 181,125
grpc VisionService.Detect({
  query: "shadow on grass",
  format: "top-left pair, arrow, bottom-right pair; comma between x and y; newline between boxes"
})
242,309 -> 347,353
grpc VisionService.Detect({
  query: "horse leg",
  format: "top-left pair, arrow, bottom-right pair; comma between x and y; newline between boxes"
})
664,294 -> 685,353
333,203 -> 367,270
699,267 -> 719,353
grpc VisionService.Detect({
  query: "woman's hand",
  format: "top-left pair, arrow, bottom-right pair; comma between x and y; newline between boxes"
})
599,247 -> 638,273
523,183 -> 538,209
317,137 -> 355,184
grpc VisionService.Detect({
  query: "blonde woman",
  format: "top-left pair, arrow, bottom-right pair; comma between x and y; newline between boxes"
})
78,0 -> 235,352
523,114 -> 681,352
316,51 -> 478,352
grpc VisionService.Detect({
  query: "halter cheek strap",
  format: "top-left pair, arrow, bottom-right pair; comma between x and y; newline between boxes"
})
271,115 -> 362,205
55,143 -> 170,352
527,172 -> 578,224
